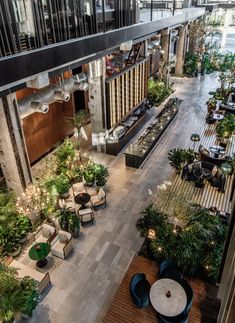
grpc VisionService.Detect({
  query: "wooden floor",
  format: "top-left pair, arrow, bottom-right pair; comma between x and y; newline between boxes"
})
103,255 -> 221,323
171,114 -> 235,213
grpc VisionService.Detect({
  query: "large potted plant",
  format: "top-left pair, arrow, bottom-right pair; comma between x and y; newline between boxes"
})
94,164 -> 109,187
168,148 -> 186,173
83,163 -> 96,186
206,98 -> 217,115
68,213 -> 80,238
54,174 -> 70,199
16,215 -> 32,244
56,207 -> 74,232
21,277 -> 39,318
216,114 -> 235,139
55,138 -> 75,172
0,264 -> 39,322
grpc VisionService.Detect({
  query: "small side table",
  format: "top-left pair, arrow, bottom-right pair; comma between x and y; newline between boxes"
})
75,192 -> 91,209
29,242 -> 51,268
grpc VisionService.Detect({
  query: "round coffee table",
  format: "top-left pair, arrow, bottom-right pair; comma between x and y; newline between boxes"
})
150,278 -> 187,317
29,242 -> 51,268
75,192 -> 90,209
193,167 -> 212,180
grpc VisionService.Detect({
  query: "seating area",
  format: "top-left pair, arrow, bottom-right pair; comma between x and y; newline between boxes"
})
103,255 -> 221,323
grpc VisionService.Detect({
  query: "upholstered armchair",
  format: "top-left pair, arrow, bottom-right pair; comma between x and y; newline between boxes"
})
34,223 -> 56,245
51,230 -> 73,259
90,188 -> 106,208
130,273 -> 151,308
72,182 -> 86,196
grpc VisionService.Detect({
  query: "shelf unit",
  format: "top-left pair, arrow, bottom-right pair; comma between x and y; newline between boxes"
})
105,58 -> 149,129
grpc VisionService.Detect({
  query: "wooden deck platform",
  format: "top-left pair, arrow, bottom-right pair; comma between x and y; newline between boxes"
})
103,255 -> 221,323
171,114 -> 235,214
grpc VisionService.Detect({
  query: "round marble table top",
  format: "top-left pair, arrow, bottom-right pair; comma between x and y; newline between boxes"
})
150,278 -> 187,317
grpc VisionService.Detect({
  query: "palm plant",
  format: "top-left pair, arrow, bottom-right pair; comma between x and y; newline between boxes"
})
65,110 -> 91,136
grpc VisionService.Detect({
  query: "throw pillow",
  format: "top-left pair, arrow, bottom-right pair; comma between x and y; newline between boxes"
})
216,168 -> 222,179
42,227 -> 51,238
187,164 -> 193,173
59,233 -> 68,244
211,165 -> 218,177
202,148 -> 210,156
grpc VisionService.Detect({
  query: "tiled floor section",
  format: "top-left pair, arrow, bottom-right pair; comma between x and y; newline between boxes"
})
24,73 -> 222,323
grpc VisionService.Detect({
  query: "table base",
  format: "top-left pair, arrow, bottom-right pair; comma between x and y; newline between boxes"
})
36,258 -> 48,268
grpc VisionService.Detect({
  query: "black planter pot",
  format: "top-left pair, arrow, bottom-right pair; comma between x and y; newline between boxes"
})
195,70 -> 199,77
60,219 -> 69,232
201,68 -> 206,76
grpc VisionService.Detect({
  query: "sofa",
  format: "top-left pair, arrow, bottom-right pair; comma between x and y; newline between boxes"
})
34,223 -> 56,245
51,230 -> 73,259
198,144 -> 229,166
10,259 -> 51,294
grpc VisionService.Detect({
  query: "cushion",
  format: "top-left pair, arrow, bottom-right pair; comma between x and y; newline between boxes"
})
216,168 -> 222,179
58,233 -> 68,244
187,164 -> 193,173
97,190 -> 105,200
194,162 -> 201,170
211,165 -> 218,177
42,227 -> 51,238
135,280 -> 150,298
202,148 -> 210,156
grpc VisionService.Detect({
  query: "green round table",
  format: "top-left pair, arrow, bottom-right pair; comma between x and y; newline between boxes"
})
29,242 -> 51,268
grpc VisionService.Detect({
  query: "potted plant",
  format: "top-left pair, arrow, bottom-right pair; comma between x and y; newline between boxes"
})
21,277 -> 39,318
54,174 -> 70,198
0,264 -> 39,322
68,213 -> 80,238
83,164 -> 96,186
0,264 -> 26,323
94,164 -> 109,187
216,114 -> 235,139
55,138 -> 76,172
168,148 -> 186,173
184,149 -> 197,164
206,98 -> 217,115
16,215 -> 32,244
56,207 -> 74,232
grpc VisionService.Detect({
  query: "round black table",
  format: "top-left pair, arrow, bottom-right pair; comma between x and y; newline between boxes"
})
75,192 -> 90,209
209,145 -> 225,158
29,242 -> 50,268
193,167 -> 212,180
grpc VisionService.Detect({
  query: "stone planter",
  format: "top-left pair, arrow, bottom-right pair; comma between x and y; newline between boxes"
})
19,235 -> 28,244
8,244 -> 21,257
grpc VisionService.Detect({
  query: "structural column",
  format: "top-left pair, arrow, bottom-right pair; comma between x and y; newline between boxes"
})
0,93 -> 32,194
160,28 -> 170,82
175,25 -> 187,76
88,58 -> 107,151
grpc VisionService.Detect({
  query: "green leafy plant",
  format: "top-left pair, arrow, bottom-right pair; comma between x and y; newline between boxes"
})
20,277 -> 39,318
136,203 -> 227,281
65,110 -> 91,136
216,114 -> 235,138
206,98 -> 217,115
56,207 -> 76,232
94,164 -> 109,186
55,138 -> 75,172
0,264 -> 39,322
54,174 -> 70,195
147,79 -> 173,105
83,163 -> 97,186
168,148 -> 187,171
184,53 -> 199,77
68,213 -> 80,238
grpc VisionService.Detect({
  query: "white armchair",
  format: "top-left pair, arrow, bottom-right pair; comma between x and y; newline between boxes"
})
90,188 -> 106,208
51,230 -> 73,259
78,207 -> 95,224
34,223 -> 56,245
72,182 -> 85,196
